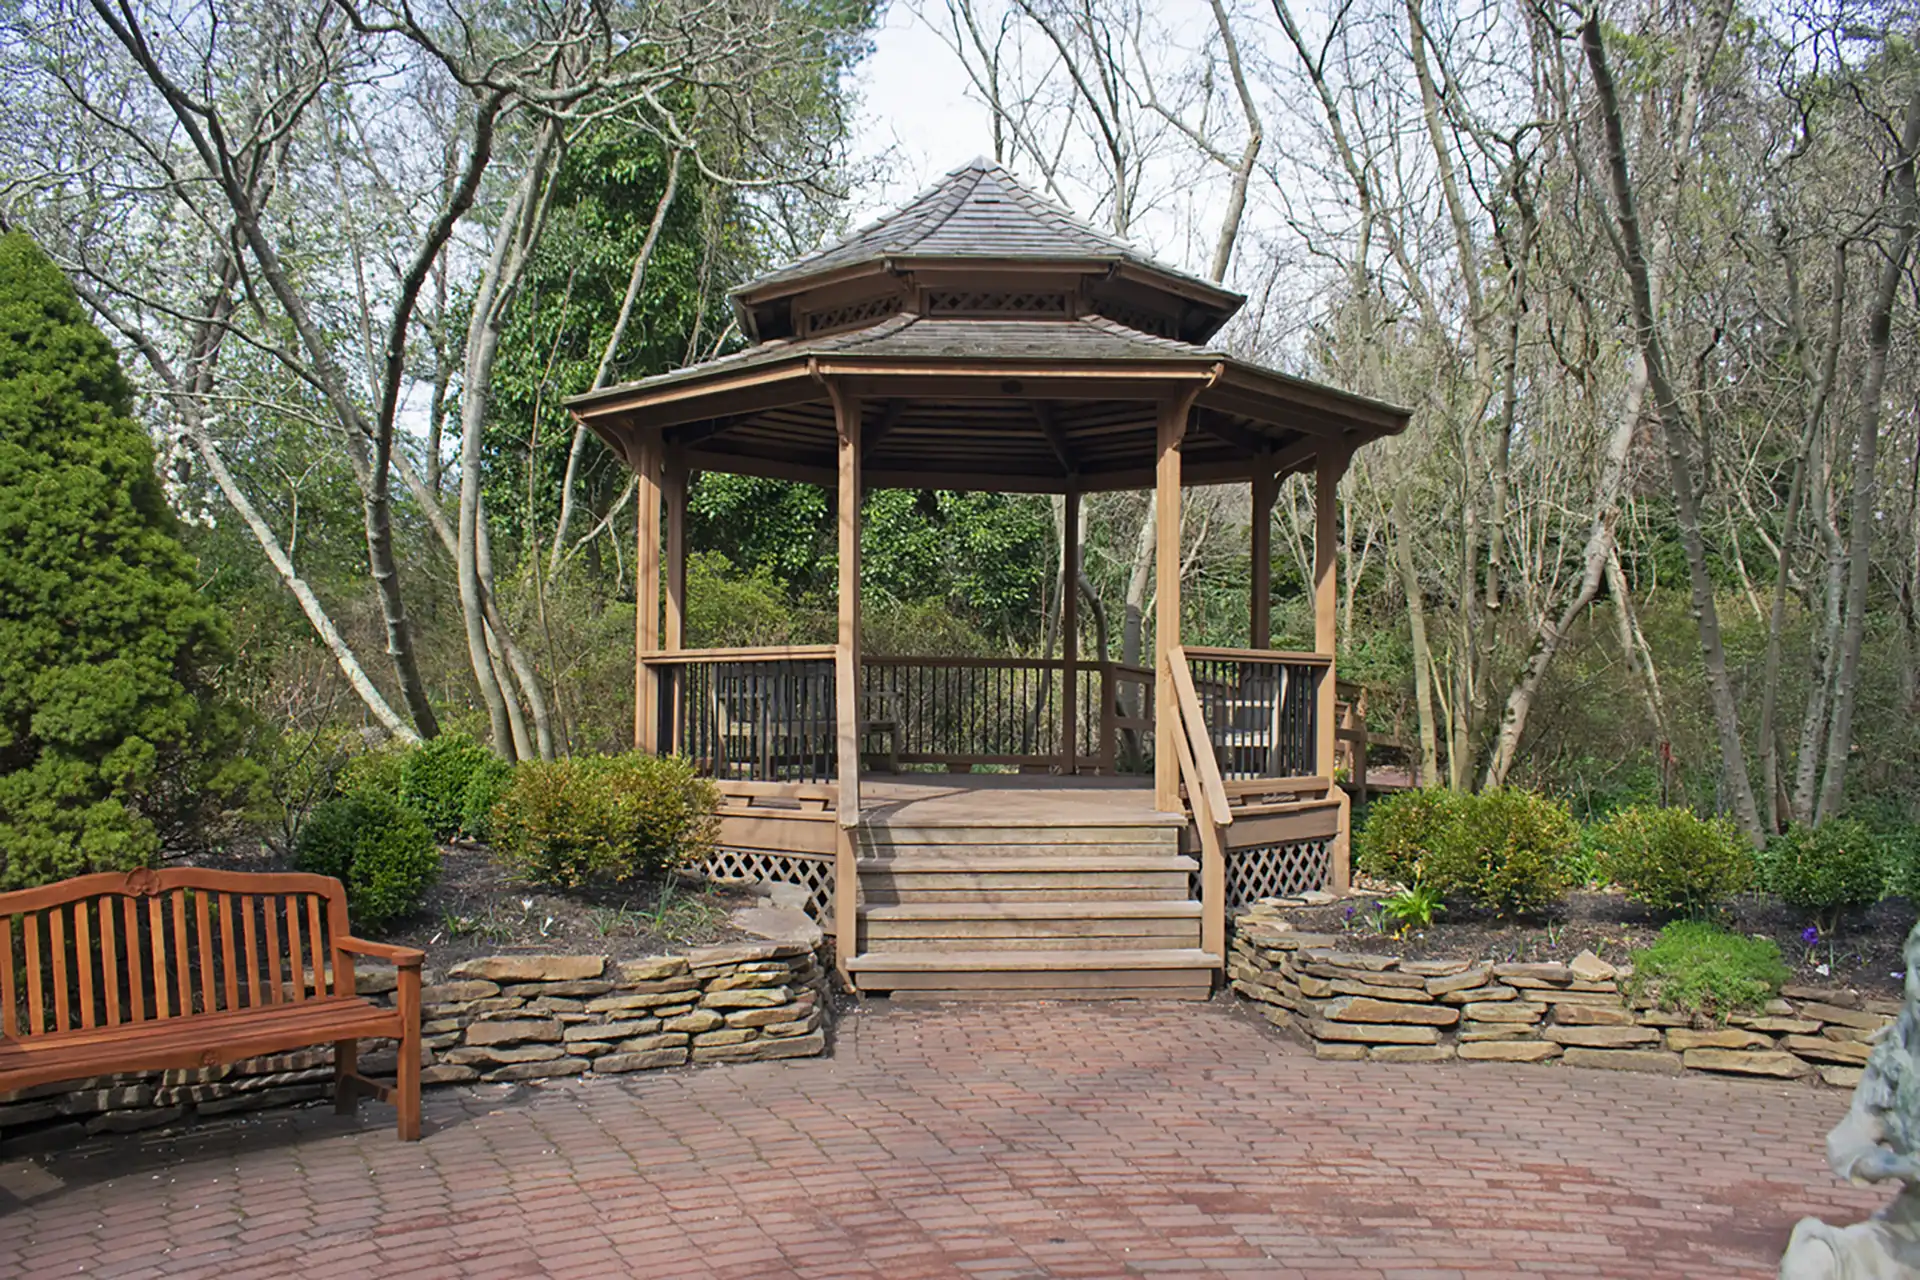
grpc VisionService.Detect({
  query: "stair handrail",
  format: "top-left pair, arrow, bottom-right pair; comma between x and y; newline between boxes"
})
1165,647 -> 1228,960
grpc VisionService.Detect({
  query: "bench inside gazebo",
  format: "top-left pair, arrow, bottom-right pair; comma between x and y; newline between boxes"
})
569,159 -> 1408,1000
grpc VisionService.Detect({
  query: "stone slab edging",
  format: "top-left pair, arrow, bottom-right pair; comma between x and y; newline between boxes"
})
1229,906 -> 1894,1086
0,933 -> 830,1149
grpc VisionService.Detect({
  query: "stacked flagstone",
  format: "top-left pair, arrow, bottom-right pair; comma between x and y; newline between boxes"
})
1229,905 -> 1894,1088
0,933 -> 830,1151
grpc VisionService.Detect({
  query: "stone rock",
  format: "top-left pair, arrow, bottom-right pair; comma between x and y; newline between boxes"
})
1458,1040 -> 1562,1062
723,1002 -> 807,1029
1461,1001 -> 1545,1023
200,1085 -> 328,1115
701,987 -> 789,1010
1459,1024 -> 1536,1041
705,969 -> 797,993
1400,959 -> 1473,978
1783,1034 -> 1874,1066
730,906 -> 822,951
565,1019 -> 658,1041
1763,998 -> 1797,1016
448,955 -> 607,983
1864,996 -> 1904,1018
1247,931 -> 1339,950
587,990 -> 701,1012
1425,967 -> 1494,996
1683,1048 -> 1813,1078
1782,984 -> 1860,1008
1440,985 -> 1518,1005
1552,1004 -> 1639,1027
465,998 -> 528,1015
1493,962 -> 1570,984
693,1028 -> 756,1047
1368,1044 -> 1456,1063
1293,974 -> 1333,998
1634,1009 -> 1693,1028
1312,1041 -> 1368,1060
743,1030 -> 825,1060
520,997 -> 587,1015
420,980 -> 501,1005
758,881 -> 813,913
0,1101 -> 60,1127
1797,1002 -> 1886,1031
1304,1019 -> 1439,1045
1545,989 -> 1628,1006
1324,978 -> 1436,1004
445,1043 -> 564,1066
594,1048 -> 688,1073
1666,1028 -> 1773,1051
1820,1066 -> 1865,1089
1567,950 -> 1617,982
485,1057 -> 589,1083
759,1017 -> 821,1038
664,1010 -> 725,1034
1301,949 -> 1398,972
503,981 -> 614,999
355,969 -> 399,996
55,1085 -> 151,1116
1304,963 -> 1427,989
464,1019 -> 563,1047
419,1064 -> 480,1086
687,942 -> 787,969
1734,1016 -> 1822,1035
617,957 -> 691,983
1544,1025 -> 1659,1048
619,1033 -> 691,1053
1562,1048 -> 1683,1074
1318,996 -> 1458,1027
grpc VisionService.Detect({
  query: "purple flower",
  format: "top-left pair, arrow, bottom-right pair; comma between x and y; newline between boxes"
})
1802,925 -> 1821,945
1344,905 -> 1356,919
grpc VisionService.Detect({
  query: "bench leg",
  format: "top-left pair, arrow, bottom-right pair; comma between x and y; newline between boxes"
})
334,1038 -> 359,1116
396,965 -> 422,1142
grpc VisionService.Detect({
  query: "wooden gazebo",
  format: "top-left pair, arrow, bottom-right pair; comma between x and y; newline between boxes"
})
569,159 -> 1408,999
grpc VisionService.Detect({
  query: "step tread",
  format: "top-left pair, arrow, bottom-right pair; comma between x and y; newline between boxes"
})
859,901 -> 1201,920
860,816 -> 1188,832
857,854 -> 1198,872
846,948 -> 1221,973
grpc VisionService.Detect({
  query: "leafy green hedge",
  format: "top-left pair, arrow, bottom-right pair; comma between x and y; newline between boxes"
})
490,752 -> 718,888
1591,805 -> 1754,914
294,792 -> 439,930
1355,787 -> 1574,916
1760,820 -> 1885,931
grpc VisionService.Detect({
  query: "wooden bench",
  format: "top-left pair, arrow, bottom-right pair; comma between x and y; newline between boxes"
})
0,868 -> 424,1140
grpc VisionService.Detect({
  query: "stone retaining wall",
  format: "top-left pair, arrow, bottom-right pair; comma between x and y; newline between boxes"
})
1229,908 -> 1893,1087
0,939 -> 829,1150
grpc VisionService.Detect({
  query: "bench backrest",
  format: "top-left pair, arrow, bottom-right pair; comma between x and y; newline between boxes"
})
0,868 -> 354,1041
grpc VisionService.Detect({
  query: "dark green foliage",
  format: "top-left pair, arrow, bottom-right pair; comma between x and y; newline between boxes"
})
0,232 -> 260,889
1422,789 -> 1577,916
459,755 -> 516,842
1354,788 -> 1467,886
1760,820 -> 1886,930
1591,805 -> 1754,913
295,794 -> 439,931
1379,884 -> 1444,931
491,752 -> 719,888
1625,921 -> 1790,1021
336,745 -> 408,805
400,733 -> 496,839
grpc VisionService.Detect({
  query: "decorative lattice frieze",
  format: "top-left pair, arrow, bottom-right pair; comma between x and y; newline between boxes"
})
1090,300 -> 1179,338
1222,838 -> 1334,909
926,290 -> 1071,316
805,294 -> 901,335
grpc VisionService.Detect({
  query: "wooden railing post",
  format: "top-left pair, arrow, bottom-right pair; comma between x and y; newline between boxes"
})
828,381 -> 863,976
634,431 -> 664,753
1314,446 -> 1347,888
1062,487 -> 1080,775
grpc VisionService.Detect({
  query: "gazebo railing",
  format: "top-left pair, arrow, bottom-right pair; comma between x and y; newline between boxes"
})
645,647 -> 838,785
1180,646 -> 1328,784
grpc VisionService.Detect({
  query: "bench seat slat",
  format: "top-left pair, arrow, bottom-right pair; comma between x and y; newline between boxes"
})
0,996 -> 398,1095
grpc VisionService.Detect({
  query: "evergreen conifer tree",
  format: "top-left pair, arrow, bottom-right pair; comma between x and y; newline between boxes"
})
0,231 -> 257,888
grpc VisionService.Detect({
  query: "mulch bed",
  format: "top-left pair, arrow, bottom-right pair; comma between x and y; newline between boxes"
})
177,842 -> 758,970
1282,886 -> 1916,999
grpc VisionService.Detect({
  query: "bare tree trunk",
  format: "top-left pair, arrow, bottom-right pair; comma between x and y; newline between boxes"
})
1205,0 -> 1262,282
1817,84 -> 1920,819
1393,483 -> 1441,786
1581,14 -> 1762,837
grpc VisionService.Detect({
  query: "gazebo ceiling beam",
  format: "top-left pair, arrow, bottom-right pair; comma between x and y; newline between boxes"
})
860,399 -> 905,460
1031,401 -> 1078,479
1191,409 -> 1274,459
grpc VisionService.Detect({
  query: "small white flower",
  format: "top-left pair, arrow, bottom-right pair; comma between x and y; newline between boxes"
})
1815,963 -> 1831,977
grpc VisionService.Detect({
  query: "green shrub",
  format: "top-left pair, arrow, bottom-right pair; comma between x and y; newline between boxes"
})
1354,788 -> 1466,887
401,733 -> 496,839
295,793 -> 439,931
1591,805 -> 1754,914
1379,884 -> 1444,931
491,752 -> 719,889
1625,921 -> 1790,1020
1876,824 -> 1920,902
459,755 -> 516,841
1423,789 -> 1576,916
1760,819 -> 1885,931
337,743 -> 409,805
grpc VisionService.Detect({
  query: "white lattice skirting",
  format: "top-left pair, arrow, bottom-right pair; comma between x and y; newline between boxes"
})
1223,839 -> 1334,909
704,847 -> 836,928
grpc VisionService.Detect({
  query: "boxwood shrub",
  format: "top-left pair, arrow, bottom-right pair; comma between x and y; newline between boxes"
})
295,792 -> 439,931
1590,805 -> 1754,914
491,752 -> 719,889
1760,819 -> 1885,931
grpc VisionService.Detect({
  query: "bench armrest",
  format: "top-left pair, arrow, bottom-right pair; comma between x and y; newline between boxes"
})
338,936 -> 426,968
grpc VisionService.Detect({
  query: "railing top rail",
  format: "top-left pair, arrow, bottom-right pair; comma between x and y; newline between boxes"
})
1182,645 -> 1331,666
863,654 -> 1065,669
1164,647 -> 1234,825
644,645 -> 838,664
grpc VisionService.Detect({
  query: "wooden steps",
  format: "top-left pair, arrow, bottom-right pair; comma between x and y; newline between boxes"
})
847,813 -> 1217,1000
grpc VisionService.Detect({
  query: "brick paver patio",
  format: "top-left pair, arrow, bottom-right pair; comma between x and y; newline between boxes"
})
0,1001 -> 1885,1278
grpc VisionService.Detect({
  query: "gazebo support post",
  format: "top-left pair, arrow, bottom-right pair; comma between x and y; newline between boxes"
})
1154,395 -> 1187,813
634,432 -> 663,754
1061,487 -> 1080,775
1250,467 -> 1276,649
1315,445 -> 1351,890
664,450 -> 687,652
829,382 -> 863,975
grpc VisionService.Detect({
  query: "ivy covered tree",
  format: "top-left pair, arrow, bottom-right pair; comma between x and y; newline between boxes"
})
0,232 -> 260,888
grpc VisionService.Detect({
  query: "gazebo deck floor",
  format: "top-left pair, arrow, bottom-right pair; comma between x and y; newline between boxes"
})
856,772 -> 1174,828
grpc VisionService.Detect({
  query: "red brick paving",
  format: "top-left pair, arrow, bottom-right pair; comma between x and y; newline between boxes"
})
0,1000 -> 1887,1278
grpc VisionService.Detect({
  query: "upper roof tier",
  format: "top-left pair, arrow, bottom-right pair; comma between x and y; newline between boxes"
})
731,158 -> 1245,346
